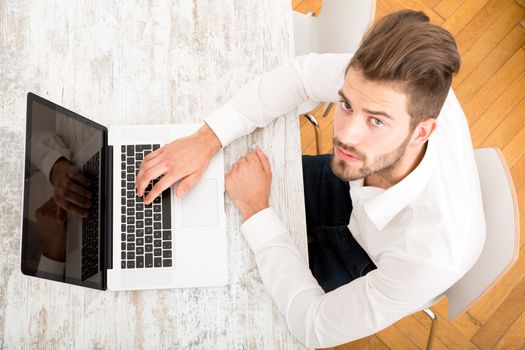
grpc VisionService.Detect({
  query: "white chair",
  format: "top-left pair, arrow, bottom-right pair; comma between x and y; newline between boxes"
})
423,147 -> 520,350
294,0 -> 376,154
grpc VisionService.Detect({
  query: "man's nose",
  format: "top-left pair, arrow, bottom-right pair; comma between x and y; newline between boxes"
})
335,113 -> 367,146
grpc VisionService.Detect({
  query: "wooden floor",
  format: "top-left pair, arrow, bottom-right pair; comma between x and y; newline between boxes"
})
295,0 -> 525,349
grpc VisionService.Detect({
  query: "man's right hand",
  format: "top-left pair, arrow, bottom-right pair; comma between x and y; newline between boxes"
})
50,158 -> 92,220
135,123 -> 222,205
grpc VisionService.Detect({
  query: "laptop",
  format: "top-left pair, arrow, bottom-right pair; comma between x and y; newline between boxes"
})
20,92 -> 228,291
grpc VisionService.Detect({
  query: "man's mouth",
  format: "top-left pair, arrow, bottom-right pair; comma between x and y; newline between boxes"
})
335,146 -> 361,163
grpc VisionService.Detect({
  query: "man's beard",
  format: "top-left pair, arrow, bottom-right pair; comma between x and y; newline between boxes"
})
331,135 -> 411,183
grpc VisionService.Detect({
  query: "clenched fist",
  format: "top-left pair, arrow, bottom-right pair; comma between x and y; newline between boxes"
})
225,148 -> 272,221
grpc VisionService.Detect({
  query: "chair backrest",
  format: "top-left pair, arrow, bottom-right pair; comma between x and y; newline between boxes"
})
293,1 -> 376,116
293,0 -> 376,56
445,147 -> 520,320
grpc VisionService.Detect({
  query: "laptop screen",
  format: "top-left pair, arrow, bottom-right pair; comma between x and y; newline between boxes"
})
21,93 -> 107,290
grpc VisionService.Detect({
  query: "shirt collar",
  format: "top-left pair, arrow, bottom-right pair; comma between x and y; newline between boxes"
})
349,140 -> 437,230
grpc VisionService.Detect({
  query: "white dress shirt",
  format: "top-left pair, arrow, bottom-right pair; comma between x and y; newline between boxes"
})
204,53 -> 486,348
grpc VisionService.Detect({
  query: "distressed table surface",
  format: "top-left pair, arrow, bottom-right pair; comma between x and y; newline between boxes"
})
0,1 -> 308,348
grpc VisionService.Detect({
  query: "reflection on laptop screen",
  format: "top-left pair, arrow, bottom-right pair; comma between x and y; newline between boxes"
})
21,94 -> 105,289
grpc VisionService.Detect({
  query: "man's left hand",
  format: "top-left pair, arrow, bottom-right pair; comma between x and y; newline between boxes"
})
225,148 -> 272,221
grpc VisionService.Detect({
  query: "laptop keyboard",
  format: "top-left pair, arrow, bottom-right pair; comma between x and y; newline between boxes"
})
120,144 -> 173,269
81,151 -> 100,281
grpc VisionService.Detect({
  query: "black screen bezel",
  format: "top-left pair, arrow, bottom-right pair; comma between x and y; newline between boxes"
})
21,92 -> 109,290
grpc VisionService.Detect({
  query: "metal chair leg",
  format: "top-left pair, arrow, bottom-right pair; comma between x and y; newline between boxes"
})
304,113 -> 322,155
423,308 -> 438,350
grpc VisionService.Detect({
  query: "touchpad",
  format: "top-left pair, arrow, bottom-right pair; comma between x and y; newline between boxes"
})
182,178 -> 219,227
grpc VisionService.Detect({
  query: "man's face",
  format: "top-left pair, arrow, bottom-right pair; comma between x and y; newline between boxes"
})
332,68 -> 414,182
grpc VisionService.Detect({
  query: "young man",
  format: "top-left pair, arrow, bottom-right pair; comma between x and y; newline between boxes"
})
136,10 -> 485,347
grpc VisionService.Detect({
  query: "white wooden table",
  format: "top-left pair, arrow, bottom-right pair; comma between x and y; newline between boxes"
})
0,1 -> 308,348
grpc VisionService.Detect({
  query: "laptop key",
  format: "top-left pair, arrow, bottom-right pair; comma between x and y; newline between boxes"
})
136,256 -> 144,268
145,253 -> 153,268
145,244 -> 153,252
154,248 -> 161,256
127,145 -> 134,156
162,189 -> 171,229
163,259 -> 172,267
145,236 -> 153,244
121,261 -> 126,269
163,241 -> 172,249
163,250 -> 172,258
127,261 -> 135,269
163,231 -> 171,240
154,257 -> 162,267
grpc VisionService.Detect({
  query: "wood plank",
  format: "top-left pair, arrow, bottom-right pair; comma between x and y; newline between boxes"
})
454,0 -> 514,55
482,98 -> 525,149
468,242 -> 525,323
502,124 -> 525,168
394,313 -> 449,350
375,319 -> 420,350
434,0 -> 463,19
334,336 -> 371,350
421,0 -> 441,9
393,0 -> 445,24
455,25 -> 525,106
451,311 -> 483,340
463,48 -> 525,126
412,311 -> 478,349
471,274 -> 525,350
424,298 -> 482,347
362,336 -> 390,350
292,0 -> 322,15
470,70 -> 525,147
442,0 -> 490,35
453,1 -> 525,87
494,309 -> 525,350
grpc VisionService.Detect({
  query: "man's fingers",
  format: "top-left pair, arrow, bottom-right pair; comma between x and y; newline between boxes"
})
65,178 -> 92,200
255,148 -> 271,174
61,189 -> 91,209
54,195 -> 89,217
175,170 -> 202,198
142,147 -> 164,163
69,171 -> 91,188
144,175 -> 173,205
136,162 -> 169,196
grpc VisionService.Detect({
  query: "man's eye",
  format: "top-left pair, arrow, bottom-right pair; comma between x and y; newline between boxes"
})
371,118 -> 385,127
340,101 -> 352,111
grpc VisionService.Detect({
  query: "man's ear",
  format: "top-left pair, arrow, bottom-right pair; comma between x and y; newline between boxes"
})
410,117 -> 437,146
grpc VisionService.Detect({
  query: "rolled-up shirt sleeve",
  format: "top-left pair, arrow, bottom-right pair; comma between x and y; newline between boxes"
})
204,53 -> 350,147
241,208 -> 459,348
29,130 -> 71,182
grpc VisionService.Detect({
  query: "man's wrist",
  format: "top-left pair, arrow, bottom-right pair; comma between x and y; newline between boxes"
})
198,123 -> 222,154
50,157 -> 69,185
241,204 -> 270,221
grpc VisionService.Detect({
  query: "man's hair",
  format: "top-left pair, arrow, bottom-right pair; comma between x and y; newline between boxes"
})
347,10 -> 460,129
